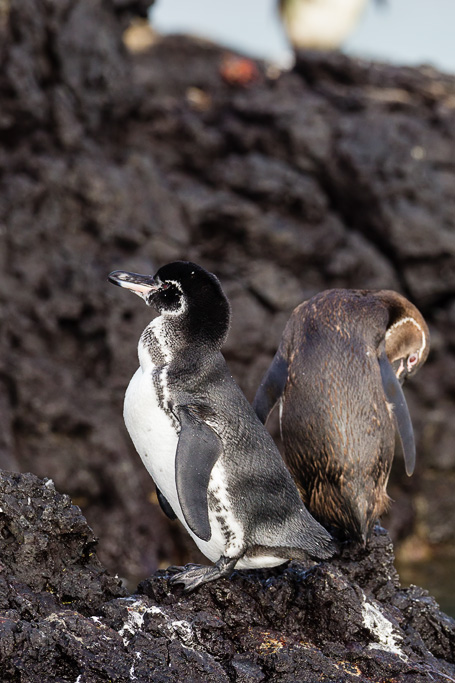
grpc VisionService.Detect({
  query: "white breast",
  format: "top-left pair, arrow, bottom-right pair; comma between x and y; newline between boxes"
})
123,362 -> 241,563
124,365 -> 180,511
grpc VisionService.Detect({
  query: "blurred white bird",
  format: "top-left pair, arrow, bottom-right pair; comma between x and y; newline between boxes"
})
278,0 -> 371,50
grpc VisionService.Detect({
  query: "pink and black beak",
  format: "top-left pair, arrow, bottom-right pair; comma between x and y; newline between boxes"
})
108,270 -> 161,302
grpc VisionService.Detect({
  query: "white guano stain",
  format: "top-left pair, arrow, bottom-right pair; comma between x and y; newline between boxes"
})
170,619 -> 194,645
118,598 -> 157,645
361,595 -> 407,661
117,598 -> 195,649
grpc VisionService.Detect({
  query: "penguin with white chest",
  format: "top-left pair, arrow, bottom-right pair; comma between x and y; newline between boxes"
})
108,261 -> 336,591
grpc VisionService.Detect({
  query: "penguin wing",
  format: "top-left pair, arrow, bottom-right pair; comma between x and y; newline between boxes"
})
175,405 -> 223,542
378,351 -> 416,476
253,348 -> 289,424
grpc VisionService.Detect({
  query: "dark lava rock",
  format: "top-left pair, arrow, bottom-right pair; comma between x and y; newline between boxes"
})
1,0 -> 455,584
0,471 -> 454,682
1,0 -> 455,679
0,471 -> 126,614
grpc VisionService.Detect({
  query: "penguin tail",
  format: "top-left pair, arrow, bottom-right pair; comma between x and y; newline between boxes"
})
303,527 -> 339,561
286,508 -> 339,561
253,506 -> 338,562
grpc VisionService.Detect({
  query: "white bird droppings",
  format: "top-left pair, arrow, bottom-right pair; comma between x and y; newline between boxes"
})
117,598 -> 196,649
118,598 -> 154,645
362,595 -> 407,661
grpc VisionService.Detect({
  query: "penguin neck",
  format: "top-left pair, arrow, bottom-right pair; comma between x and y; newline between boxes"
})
138,313 -> 219,372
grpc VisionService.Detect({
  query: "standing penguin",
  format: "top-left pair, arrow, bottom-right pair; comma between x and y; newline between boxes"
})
108,261 -> 336,591
253,289 -> 429,544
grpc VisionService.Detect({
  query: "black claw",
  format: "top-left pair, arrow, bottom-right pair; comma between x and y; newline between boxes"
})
169,565 -> 213,592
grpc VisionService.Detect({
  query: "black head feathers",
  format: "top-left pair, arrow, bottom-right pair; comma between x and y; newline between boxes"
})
109,261 -> 231,349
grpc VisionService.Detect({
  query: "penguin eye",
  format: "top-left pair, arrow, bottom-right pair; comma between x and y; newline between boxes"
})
407,353 -> 419,370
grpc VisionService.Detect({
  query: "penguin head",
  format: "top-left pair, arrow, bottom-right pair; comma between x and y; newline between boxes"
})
376,291 -> 430,384
109,261 -> 231,348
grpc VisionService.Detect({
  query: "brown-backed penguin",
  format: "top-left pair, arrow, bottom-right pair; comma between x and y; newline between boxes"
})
108,261 -> 336,591
253,289 -> 429,544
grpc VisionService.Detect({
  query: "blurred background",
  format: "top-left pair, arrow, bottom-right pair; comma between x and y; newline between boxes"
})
1,0 -> 454,617
151,0 -> 455,72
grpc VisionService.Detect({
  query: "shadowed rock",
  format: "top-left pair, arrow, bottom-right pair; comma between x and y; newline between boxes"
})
0,471 -> 454,682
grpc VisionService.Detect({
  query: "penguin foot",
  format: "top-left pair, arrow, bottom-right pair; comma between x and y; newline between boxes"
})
169,556 -> 237,592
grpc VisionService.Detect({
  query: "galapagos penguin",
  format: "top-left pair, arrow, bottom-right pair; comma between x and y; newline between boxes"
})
108,261 -> 336,590
253,289 -> 429,544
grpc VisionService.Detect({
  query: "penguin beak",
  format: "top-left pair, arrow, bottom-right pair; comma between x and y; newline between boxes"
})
390,357 -> 407,385
108,270 -> 160,301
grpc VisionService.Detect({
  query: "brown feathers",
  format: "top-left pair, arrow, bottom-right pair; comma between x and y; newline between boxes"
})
254,289 -> 429,543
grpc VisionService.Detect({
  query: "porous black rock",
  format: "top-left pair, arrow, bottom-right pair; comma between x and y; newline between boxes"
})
1,0 -> 455,587
0,471 -> 126,613
1,472 -> 454,682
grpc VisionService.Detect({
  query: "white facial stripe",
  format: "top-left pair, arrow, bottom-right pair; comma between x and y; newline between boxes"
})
139,279 -> 188,366
162,280 -> 188,317
385,316 -> 426,360
163,279 -> 183,292
165,299 -> 187,317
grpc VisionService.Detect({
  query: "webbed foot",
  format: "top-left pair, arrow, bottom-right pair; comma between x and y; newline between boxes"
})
169,556 -> 237,592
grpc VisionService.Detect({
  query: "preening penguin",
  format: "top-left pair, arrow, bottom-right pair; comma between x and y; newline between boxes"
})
253,289 -> 429,544
108,261 -> 336,591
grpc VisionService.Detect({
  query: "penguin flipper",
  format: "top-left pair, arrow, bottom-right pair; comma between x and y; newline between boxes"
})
156,487 -> 177,520
253,349 -> 289,424
175,405 -> 223,542
379,351 -> 416,476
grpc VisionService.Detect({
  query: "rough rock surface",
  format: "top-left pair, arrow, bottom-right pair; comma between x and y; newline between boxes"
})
1,0 -> 455,584
0,471 -> 454,682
